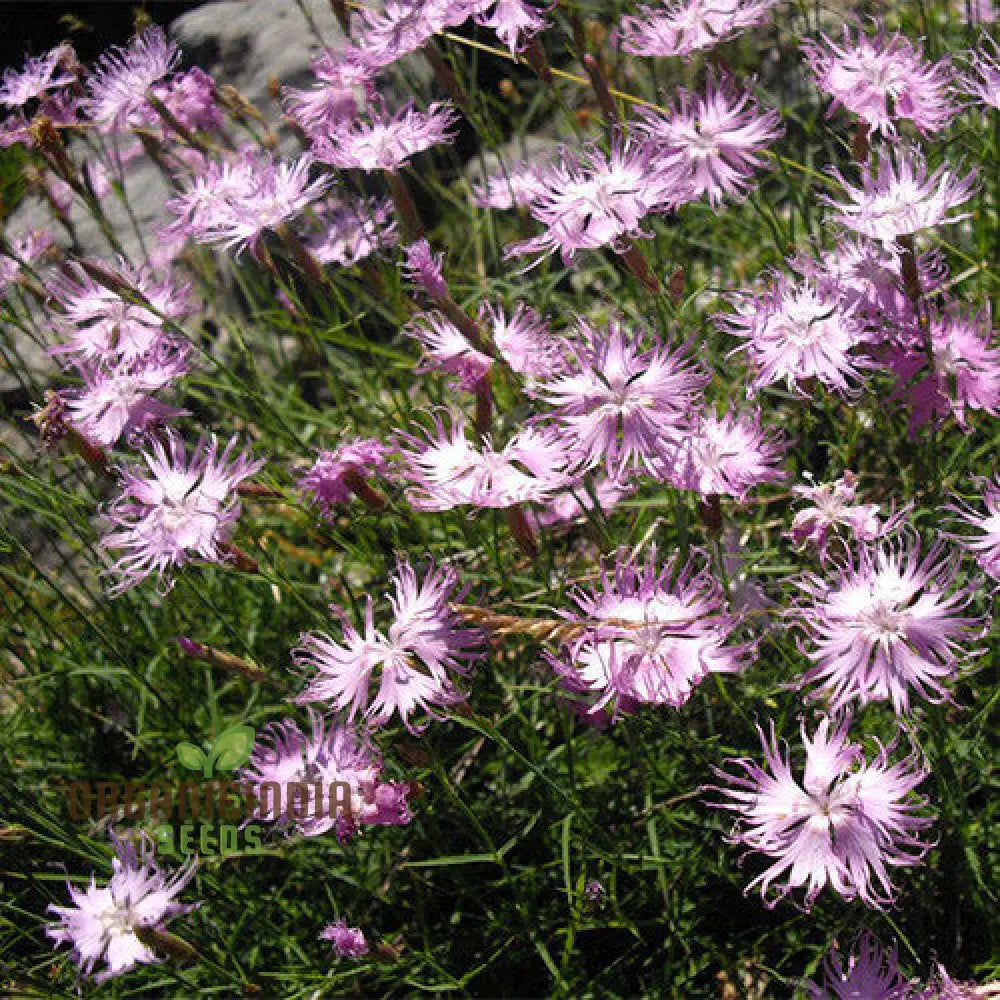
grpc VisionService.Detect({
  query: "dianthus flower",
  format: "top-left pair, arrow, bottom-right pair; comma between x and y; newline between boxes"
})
529,318 -> 706,478
398,411 -> 574,510
306,197 -> 398,266
711,716 -> 933,909
531,477 -> 634,528
64,343 -> 190,448
617,0 -> 777,58
635,75 -> 783,207
239,710 -> 411,839
806,932 -> 917,999
887,308 -> 1000,433
85,25 -> 180,130
311,100 -> 459,172
793,536 -> 983,713
49,261 -> 191,365
0,43 -> 77,108
551,547 -> 750,716
473,0 -> 551,54
320,921 -> 369,958
352,0 -> 475,69
0,229 -> 53,294
293,559 -> 484,731
719,273 -> 874,396
950,476 -> 1000,581
147,66 -> 223,133
803,25 -> 957,136
407,311 -> 493,389
165,150 -> 330,254
284,49 -> 374,136
824,145 -> 978,243
402,237 -> 449,297
299,438 -> 390,517
667,408 -> 786,499
46,833 -> 197,983
482,301 -> 566,379
961,34 -> 1000,109
790,471 -> 883,555
100,432 -> 263,595
506,138 -> 680,265
470,158 -> 548,210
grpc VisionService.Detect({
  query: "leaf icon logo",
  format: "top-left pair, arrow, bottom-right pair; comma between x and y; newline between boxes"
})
176,725 -> 255,778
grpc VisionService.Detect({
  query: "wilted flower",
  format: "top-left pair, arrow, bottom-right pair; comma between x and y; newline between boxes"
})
950,476 -> 1000,581
617,0 -> 777,58
530,318 -> 706,478
402,237 -> 449,297
824,145 -> 978,243
711,716 -> 933,909
311,100 -> 459,172
719,273 -> 874,396
552,547 -> 750,716
961,34 -> 1000,109
294,559 -> 484,731
100,432 -> 263,595
803,25 -> 958,136
320,920 -> 369,958
85,26 -> 180,129
299,438 -> 391,517
794,536 -> 983,713
790,471 -> 883,555
0,228 -> 53,294
806,932 -> 917,999
0,43 -> 76,109
636,74 -> 783,206
239,710 -> 411,838
306,197 -> 398,266
46,833 -> 196,983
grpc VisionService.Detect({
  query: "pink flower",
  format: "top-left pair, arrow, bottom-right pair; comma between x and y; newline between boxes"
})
311,100 -> 459,172
711,716 -> 933,909
790,471 -> 883,555
299,438 -> 390,517
950,477 -> 1000,581
471,159 -> 548,210
0,43 -> 76,108
294,559 -> 484,732
483,301 -> 567,379
148,66 -> 223,133
239,710 -> 411,838
794,536 -> 984,713
617,0 -> 778,58
505,137 -> 680,265
407,311 -> 494,389
473,0 -> 551,54
961,34 -> 1000,109
352,0 -> 475,69
284,49 -> 374,136
398,411 -> 574,510
824,145 -> 979,243
100,432 -> 263,595
666,408 -> 786,499
46,833 -> 197,983
85,26 -> 180,130
306,196 -> 398,266
529,318 -> 706,478
887,308 -> 1000,434
806,932 -> 916,999
803,25 -> 958,136
402,238 -> 449,298
719,273 -> 874,396
320,920 -> 369,958
551,546 -> 750,716
0,229 -> 53,295
636,74 -> 783,207
531,476 -> 634,528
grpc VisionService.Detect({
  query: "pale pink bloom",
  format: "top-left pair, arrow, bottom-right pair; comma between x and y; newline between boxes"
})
311,100 -> 459,172
667,408 -> 786,499
399,411 -> 574,510
961,34 -> 1000,109
101,432 -> 263,595
284,50 -> 374,136
402,238 -> 449,298
473,0 -> 551,54
85,26 -> 180,129
351,0 -> 475,69
299,438 -> 390,518
0,43 -> 77,108
950,477 -> 1000,581
824,145 -> 979,243
505,138 -> 681,265
294,559 -> 484,732
306,197 -> 398,266
239,710 -> 411,839
794,536 -> 984,714
320,921 -> 369,958
407,312 -> 494,389
888,308 -> 1000,434
719,273 -> 874,396
806,932 -> 917,999
617,0 -> 778,58
46,833 -> 196,983
712,716 -> 933,909
147,66 -> 223,133
529,318 -> 706,478
482,301 -> 567,379
531,477 -> 634,528
803,25 -> 958,136
551,546 -> 750,717
790,471 -> 883,555
636,74 -> 783,206
470,159 -> 547,210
